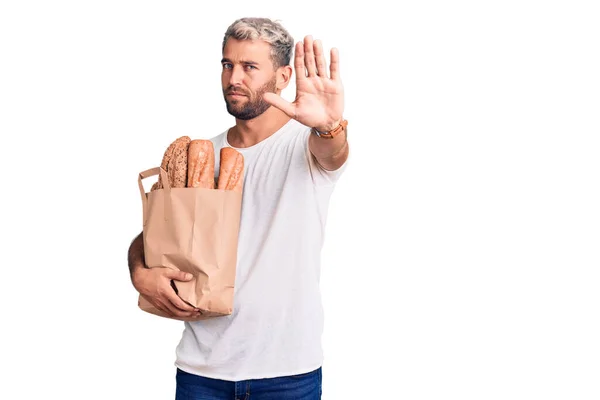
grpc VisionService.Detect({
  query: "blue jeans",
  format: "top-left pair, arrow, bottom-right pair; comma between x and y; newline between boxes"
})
175,367 -> 322,399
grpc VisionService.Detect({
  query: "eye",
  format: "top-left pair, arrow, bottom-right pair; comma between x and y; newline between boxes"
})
222,63 -> 232,70
245,65 -> 257,71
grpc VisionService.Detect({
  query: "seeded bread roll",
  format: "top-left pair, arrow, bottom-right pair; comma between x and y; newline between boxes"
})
167,136 -> 191,188
217,147 -> 244,193
155,135 -> 190,189
187,139 -> 215,189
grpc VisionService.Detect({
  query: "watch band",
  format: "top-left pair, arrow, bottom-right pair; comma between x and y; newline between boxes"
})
311,119 -> 348,139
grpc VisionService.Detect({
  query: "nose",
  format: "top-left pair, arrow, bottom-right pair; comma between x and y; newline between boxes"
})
226,65 -> 244,87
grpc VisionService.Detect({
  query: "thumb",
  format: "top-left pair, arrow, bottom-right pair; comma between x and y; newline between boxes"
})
165,269 -> 193,282
263,92 -> 295,118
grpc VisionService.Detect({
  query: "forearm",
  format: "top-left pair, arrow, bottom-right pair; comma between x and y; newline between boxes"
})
308,129 -> 349,171
127,231 -> 147,283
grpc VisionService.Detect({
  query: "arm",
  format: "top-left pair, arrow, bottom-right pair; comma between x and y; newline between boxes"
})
264,35 -> 347,172
308,122 -> 349,171
127,231 -> 146,286
126,231 -> 200,318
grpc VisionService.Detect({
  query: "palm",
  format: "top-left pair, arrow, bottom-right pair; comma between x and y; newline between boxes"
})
264,36 -> 344,131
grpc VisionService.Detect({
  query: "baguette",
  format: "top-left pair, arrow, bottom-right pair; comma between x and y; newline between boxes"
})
217,147 -> 244,193
187,139 -> 215,188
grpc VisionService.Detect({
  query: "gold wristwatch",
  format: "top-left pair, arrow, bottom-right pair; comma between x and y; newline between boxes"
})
311,119 -> 348,139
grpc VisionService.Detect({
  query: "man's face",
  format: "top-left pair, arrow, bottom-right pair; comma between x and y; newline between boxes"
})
221,38 -> 278,120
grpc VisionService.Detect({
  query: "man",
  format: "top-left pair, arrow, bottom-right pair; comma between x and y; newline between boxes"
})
128,17 -> 349,399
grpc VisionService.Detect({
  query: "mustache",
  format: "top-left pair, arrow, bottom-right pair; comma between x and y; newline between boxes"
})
224,86 -> 249,96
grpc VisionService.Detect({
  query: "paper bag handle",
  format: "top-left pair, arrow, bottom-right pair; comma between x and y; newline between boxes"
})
138,167 -> 172,224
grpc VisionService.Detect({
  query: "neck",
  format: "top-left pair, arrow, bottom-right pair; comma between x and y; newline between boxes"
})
227,107 -> 291,148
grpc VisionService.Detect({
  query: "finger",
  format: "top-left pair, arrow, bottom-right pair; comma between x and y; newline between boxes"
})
160,295 -> 198,318
164,268 -> 194,282
143,286 -> 199,318
142,294 -> 165,313
263,92 -> 296,119
171,306 -> 201,319
164,286 -> 197,312
303,35 -> 317,77
160,300 -> 192,317
313,39 -> 328,78
294,41 -> 306,79
153,298 -> 174,315
330,47 -> 340,81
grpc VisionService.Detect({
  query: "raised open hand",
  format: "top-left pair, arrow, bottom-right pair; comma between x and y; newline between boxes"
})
264,35 -> 344,132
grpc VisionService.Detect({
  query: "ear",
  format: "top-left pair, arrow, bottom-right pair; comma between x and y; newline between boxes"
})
276,65 -> 293,91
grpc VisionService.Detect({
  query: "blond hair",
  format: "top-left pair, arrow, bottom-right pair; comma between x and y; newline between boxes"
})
222,17 -> 294,68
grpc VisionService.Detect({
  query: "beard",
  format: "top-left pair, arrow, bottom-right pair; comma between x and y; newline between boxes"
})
223,77 -> 277,120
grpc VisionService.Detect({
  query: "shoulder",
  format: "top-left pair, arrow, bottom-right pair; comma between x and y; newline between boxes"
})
207,128 -> 230,149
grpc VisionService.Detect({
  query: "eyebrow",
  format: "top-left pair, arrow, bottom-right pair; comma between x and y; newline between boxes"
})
221,58 -> 259,66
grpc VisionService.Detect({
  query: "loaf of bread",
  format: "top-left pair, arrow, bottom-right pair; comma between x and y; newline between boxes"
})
217,147 -> 244,193
168,136 -> 191,188
152,135 -> 191,190
187,140 -> 215,189
151,138 -> 243,194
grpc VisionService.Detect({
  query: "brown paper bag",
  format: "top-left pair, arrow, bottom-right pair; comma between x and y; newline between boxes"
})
136,166 -> 242,321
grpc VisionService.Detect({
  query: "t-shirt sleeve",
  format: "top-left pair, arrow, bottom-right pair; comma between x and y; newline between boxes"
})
304,129 -> 350,186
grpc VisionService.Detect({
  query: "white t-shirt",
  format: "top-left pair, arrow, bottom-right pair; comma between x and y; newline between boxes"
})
174,118 -> 348,381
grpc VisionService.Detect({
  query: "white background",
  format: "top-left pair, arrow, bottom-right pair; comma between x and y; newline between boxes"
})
1,1 -> 599,399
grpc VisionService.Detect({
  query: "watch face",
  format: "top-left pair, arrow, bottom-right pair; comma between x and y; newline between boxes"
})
313,128 -> 333,138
